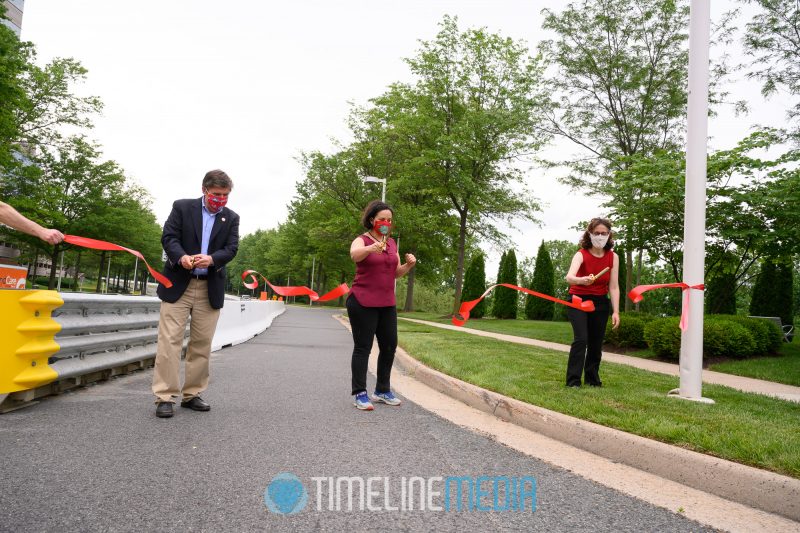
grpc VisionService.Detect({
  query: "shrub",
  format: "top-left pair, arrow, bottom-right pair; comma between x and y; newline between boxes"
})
643,315 -> 762,360
719,315 -> 782,354
643,317 -> 682,359
604,312 -> 655,348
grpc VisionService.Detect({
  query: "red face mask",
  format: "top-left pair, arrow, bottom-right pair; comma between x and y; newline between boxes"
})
206,193 -> 228,212
373,220 -> 391,236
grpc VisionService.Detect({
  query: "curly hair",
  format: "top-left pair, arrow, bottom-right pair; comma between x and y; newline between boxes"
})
579,217 -> 614,250
360,200 -> 394,230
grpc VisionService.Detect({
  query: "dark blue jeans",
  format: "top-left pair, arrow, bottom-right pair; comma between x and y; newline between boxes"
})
346,294 -> 397,395
566,295 -> 610,386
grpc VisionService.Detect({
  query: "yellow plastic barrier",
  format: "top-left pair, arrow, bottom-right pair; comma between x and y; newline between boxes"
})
0,290 -> 63,394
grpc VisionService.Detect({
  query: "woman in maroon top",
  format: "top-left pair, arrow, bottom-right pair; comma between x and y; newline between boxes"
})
348,200 -> 417,410
564,218 -> 620,387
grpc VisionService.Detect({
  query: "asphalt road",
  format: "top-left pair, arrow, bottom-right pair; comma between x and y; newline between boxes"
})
0,306 -> 713,532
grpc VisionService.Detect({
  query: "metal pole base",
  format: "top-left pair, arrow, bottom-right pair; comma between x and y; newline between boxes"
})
667,388 -> 715,404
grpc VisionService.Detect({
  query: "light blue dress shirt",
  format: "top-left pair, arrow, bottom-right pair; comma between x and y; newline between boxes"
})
192,198 -> 219,275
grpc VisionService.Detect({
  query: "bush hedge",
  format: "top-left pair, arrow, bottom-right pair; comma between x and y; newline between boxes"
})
604,312 -> 656,348
639,314 -> 783,360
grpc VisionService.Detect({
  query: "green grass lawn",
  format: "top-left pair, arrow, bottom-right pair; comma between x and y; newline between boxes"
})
398,311 -> 575,344
709,341 -> 800,386
396,320 -> 800,478
398,311 -> 800,386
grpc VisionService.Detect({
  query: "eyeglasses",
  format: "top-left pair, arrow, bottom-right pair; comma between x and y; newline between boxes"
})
592,232 -> 610,237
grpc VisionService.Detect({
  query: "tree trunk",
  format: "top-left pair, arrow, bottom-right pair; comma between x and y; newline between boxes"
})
625,249 -> 633,311
96,251 -> 106,293
404,266 -> 415,312
139,268 -> 148,296
451,209 -> 468,315
338,271 -> 346,307
634,249 -> 643,312
47,247 -> 59,290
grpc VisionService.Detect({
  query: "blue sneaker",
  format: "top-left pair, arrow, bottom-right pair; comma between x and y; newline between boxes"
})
372,391 -> 401,406
353,391 -> 374,411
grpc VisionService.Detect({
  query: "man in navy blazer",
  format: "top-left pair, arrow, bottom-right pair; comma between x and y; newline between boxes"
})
152,169 -> 239,418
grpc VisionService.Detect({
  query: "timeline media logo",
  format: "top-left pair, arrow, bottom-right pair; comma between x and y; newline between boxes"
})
264,472 -> 536,514
264,472 -> 309,515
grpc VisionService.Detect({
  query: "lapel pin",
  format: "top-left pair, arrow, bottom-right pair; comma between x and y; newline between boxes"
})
222,217 -> 226,222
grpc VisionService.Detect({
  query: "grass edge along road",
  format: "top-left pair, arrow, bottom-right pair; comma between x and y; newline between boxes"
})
395,319 -> 800,479
398,312 -> 800,387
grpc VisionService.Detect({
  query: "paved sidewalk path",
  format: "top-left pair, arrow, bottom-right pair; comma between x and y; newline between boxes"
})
399,317 -> 800,403
0,307 -> 714,532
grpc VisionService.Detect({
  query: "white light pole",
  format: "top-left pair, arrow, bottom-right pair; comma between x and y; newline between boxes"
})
56,251 -> 64,291
132,257 -> 139,295
673,0 -> 714,404
363,176 -> 386,203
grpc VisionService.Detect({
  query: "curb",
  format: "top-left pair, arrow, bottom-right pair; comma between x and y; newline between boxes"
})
389,341 -> 800,523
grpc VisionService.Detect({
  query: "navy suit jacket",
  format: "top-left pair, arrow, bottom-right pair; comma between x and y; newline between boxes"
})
156,198 -> 239,309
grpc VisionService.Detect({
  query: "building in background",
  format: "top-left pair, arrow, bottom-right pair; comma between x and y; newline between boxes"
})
1,0 -> 24,36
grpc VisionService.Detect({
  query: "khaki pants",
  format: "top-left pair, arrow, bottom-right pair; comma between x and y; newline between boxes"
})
152,279 -> 221,403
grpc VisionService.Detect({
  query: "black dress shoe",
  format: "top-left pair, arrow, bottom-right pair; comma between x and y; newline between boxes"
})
181,396 -> 211,411
156,402 -> 174,418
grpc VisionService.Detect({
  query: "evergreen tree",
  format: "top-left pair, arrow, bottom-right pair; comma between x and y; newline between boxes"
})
462,252 -> 487,319
526,241 -> 555,320
706,271 -> 737,315
492,252 -> 507,317
776,261 -> 794,326
750,260 -> 775,319
493,249 -> 518,319
615,245 -> 627,309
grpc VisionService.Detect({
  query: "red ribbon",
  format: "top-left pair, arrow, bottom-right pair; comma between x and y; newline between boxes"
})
453,283 -> 596,326
628,283 -> 705,331
64,235 -> 172,288
241,269 -> 349,302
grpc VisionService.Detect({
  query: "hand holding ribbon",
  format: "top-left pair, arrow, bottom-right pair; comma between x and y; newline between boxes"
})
64,235 -> 172,288
242,270 -> 349,302
628,283 -> 704,331
453,283 -> 595,327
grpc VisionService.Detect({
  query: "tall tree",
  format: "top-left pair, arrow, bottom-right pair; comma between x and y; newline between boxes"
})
392,16 -> 549,314
742,0 -> 800,138
461,252 -> 487,318
540,0 -> 697,304
1,136 -> 132,288
526,241 -> 555,320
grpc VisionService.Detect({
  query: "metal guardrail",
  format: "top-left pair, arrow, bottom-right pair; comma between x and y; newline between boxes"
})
49,293 -> 186,381
0,293 -> 186,412
1,293 -> 284,412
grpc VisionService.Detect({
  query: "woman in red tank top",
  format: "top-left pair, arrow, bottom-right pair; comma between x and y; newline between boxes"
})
347,200 -> 417,411
564,218 -> 620,387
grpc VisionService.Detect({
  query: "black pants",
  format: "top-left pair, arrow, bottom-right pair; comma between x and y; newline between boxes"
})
566,295 -> 610,387
346,294 -> 397,395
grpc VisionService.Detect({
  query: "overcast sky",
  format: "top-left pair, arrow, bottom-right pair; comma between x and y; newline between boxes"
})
19,0 -> 788,268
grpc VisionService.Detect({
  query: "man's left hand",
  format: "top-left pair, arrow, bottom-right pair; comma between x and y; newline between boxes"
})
191,254 -> 214,269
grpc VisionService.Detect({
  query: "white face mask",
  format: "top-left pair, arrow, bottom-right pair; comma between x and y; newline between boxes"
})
591,234 -> 609,249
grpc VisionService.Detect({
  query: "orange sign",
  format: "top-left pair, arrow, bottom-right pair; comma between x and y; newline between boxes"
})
0,264 -> 28,289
